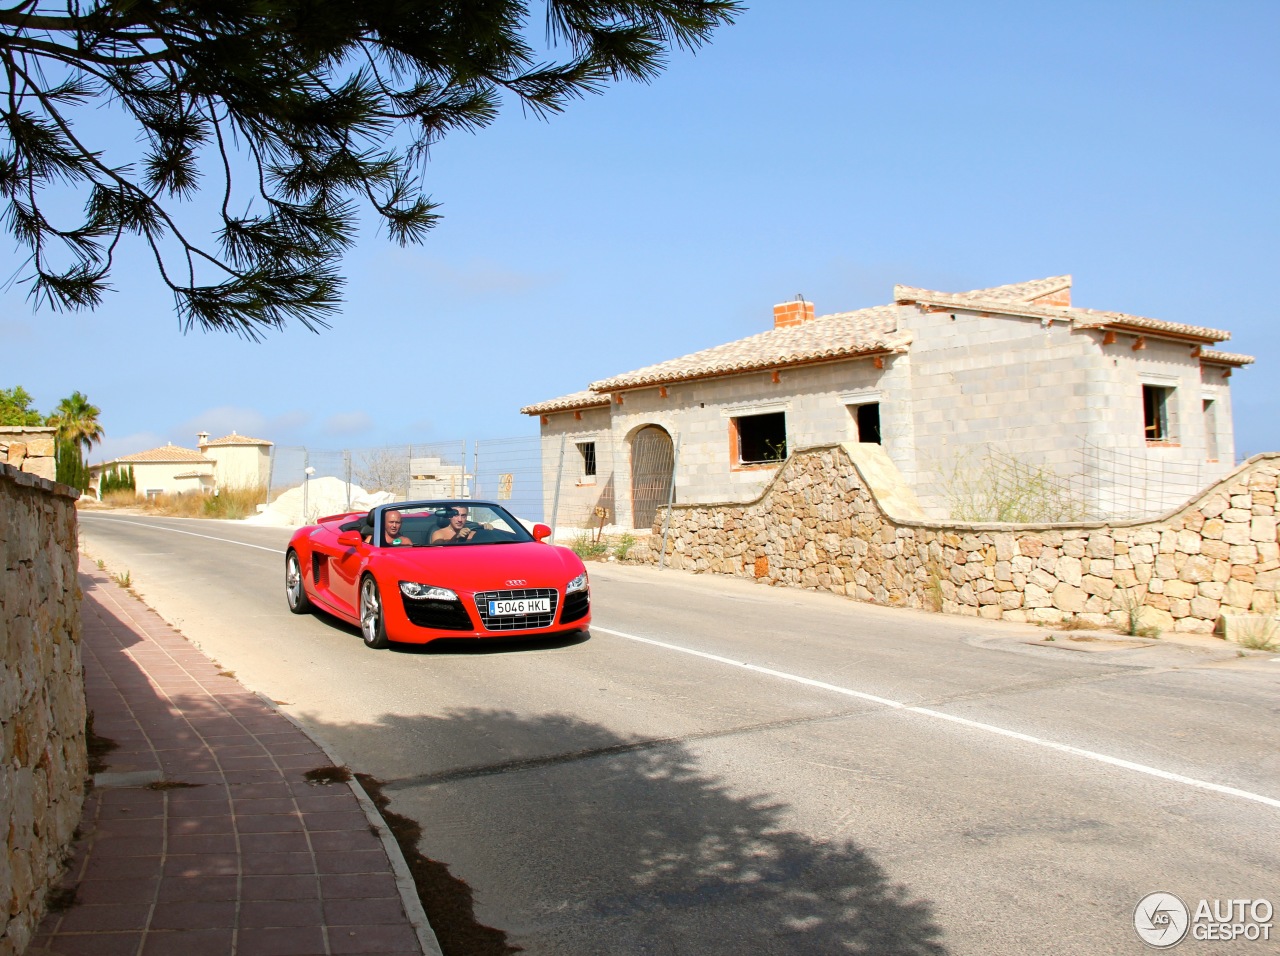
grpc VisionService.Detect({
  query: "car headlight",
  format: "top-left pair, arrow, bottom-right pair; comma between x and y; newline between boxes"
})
566,572 -> 588,594
399,582 -> 458,601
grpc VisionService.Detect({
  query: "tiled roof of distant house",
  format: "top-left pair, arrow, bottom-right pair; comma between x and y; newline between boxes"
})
590,305 -> 911,391
523,274 -> 1254,413
202,432 -> 273,446
896,276 -> 1233,344
107,444 -> 210,464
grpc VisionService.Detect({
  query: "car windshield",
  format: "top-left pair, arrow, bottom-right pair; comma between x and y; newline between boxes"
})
375,501 -> 535,548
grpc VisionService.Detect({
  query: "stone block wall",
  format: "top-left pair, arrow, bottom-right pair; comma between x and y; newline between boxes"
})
638,444 -> 1280,635
0,427 -> 57,483
1,463 -> 85,956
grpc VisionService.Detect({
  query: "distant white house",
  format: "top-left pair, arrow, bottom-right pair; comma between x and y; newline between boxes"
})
523,275 -> 1256,525
92,432 -> 273,498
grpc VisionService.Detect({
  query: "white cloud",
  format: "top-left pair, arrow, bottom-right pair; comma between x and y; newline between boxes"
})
93,431 -> 167,464
176,406 -> 273,443
323,411 -> 374,437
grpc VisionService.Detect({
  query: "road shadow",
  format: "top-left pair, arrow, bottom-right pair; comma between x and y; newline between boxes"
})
297,599 -> 592,655
323,707 -> 951,955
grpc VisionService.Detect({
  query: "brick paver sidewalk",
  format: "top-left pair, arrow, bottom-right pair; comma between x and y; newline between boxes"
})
30,563 -> 440,956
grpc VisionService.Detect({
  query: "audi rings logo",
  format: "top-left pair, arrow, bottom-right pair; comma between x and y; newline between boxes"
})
1135,892 -> 1190,948
504,579 -> 527,586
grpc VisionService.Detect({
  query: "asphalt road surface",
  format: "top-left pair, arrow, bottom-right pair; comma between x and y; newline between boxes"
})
77,512 -> 1280,955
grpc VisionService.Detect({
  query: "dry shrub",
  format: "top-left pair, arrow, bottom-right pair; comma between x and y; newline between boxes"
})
101,485 -> 267,519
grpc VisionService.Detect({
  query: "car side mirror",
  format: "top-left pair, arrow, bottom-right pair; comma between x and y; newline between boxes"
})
337,530 -> 363,548
532,523 -> 552,542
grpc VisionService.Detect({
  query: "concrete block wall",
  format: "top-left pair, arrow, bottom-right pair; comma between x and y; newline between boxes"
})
0,463 -> 85,956
600,358 -> 900,508
634,445 -> 1279,636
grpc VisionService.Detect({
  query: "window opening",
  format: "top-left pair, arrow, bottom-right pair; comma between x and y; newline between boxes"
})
853,403 -> 882,444
1143,385 -> 1173,442
1202,399 -> 1218,462
734,412 -> 787,464
577,441 -> 597,477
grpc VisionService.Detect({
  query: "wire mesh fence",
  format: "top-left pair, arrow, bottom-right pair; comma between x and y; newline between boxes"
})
921,440 -> 1236,524
265,432 -> 680,539
267,431 -> 1232,531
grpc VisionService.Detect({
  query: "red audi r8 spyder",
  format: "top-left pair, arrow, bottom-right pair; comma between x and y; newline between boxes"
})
285,500 -> 591,649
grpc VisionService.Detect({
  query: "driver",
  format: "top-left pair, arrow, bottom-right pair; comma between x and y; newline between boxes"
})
430,506 -> 476,544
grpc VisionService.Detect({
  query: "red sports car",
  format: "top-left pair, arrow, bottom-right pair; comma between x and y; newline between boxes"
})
285,500 -> 591,648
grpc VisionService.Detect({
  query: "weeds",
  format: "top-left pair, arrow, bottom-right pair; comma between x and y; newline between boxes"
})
1231,616 -> 1278,651
612,533 -> 636,561
923,561 -> 944,612
113,570 -> 131,590
945,449 -> 1086,523
100,485 -> 267,520
1059,617 -> 1100,631
570,534 -> 609,561
1116,588 -> 1161,638
95,558 -> 105,570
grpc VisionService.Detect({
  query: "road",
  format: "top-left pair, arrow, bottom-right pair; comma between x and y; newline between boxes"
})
76,511 -> 1280,955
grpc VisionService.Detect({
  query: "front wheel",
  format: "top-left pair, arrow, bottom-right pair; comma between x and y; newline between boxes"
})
359,576 -> 390,649
285,551 -> 312,614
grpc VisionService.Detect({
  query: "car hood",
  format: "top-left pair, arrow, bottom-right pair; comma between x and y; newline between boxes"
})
374,542 -> 586,592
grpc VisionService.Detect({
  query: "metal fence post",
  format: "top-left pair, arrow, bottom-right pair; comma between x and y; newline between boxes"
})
658,433 -> 680,571
343,450 -> 352,509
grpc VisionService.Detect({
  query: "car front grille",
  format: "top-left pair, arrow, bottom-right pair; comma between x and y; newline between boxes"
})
402,596 -> 474,631
561,589 -> 589,624
473,588 -> 559,631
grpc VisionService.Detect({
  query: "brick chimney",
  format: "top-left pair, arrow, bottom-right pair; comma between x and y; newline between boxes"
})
773,298 -> 815,329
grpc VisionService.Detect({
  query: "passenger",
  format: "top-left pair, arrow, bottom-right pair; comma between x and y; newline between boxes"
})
430,506 -> 476,544
366,509 -> 412,546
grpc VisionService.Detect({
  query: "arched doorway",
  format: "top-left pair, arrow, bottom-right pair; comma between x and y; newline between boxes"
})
629,425 -> 674,530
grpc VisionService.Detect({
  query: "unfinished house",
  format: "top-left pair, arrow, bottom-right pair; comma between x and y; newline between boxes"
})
522,275 -> 1255,530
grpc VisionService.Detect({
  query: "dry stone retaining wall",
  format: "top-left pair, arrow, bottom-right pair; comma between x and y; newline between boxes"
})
640,445 -> 1280,635
1,463 -> 85,956
0,427 -> 56,483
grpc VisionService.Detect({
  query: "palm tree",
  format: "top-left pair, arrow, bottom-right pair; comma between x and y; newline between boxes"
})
50,391 -> 104,457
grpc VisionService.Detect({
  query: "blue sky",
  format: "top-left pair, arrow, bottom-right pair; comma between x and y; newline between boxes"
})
4,1 -> 1278,462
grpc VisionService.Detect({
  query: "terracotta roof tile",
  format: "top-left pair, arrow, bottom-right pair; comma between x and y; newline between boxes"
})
203,432 -> 272,446
895,275 -> 1072,305
902,288 -> 1229,343
1200,349 -> 1255,367
520,390 -> 613,416
589,305 -> 911,391
521,274 -> 1248,414
172,469 -> 214,479
108,445 -> 210,464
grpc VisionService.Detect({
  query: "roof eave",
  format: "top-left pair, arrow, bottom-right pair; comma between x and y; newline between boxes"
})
591,345 -> 909,393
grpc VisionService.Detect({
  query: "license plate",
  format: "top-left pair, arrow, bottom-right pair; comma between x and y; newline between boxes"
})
489,598 -> 550,616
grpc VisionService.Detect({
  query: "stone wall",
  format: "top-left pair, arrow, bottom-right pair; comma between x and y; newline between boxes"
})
1,463 -> 85,956
639,444 -> 1279,635
0,426 -> 57,483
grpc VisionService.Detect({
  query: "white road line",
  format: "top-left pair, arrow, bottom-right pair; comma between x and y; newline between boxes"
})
79,516 -> 286,554
594,626 -> 1280,811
